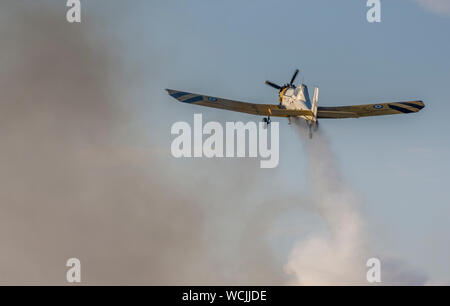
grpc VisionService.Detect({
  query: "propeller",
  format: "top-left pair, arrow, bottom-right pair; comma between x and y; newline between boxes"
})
265,69 -> 300,91
265,80 -> 282,90
290,69 -> 299,86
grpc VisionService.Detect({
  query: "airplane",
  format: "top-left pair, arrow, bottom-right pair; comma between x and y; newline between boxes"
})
166,69 -> 425,138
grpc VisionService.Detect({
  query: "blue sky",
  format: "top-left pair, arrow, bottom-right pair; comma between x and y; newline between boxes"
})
85,0 -> 450,283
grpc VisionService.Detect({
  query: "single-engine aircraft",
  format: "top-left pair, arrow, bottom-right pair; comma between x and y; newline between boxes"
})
166,69 -> 425,138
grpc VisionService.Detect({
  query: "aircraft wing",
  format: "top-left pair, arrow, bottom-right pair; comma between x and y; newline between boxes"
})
166,89 -> 312,117
317,101 -> 425,119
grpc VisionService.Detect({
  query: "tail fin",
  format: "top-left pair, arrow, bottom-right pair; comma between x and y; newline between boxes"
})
312,87 -> 319,120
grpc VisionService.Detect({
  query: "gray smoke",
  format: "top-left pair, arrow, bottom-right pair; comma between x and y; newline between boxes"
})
0,1 -> 289,285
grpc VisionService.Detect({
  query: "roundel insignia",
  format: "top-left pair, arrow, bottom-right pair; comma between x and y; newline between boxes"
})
373,104 -> 383,109
208,97 -> 217,102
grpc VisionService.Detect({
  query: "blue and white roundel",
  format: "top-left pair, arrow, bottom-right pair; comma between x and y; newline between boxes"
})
208,97 -> 217,102
373,104 -> 383,109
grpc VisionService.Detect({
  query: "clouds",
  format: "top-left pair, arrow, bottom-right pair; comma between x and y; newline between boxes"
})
414,0 -> 450,16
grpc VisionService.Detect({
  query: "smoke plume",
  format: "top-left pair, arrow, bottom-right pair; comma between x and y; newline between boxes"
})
0,1 -> 286,285
284,119 -> 427,285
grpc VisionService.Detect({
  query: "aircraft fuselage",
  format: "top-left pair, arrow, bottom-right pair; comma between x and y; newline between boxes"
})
279,84 -> 315,122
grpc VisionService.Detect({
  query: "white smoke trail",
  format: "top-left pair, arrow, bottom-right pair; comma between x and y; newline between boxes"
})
284,119 -> 427,285
284,120 -> 368,285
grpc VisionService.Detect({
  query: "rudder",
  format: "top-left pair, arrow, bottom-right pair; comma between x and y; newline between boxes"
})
312,87 -> 319,120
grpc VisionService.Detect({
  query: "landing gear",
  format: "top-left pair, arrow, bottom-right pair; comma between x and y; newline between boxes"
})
313,120 -> 319,132
262,116 -> 271,128
307,121 -> 319,139
308,123 -> 313,139
288,116 -> 292,125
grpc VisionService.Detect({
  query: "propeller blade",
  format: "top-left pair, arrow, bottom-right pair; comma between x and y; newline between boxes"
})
265,80 -> 282,90
290,69 -> 299,85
